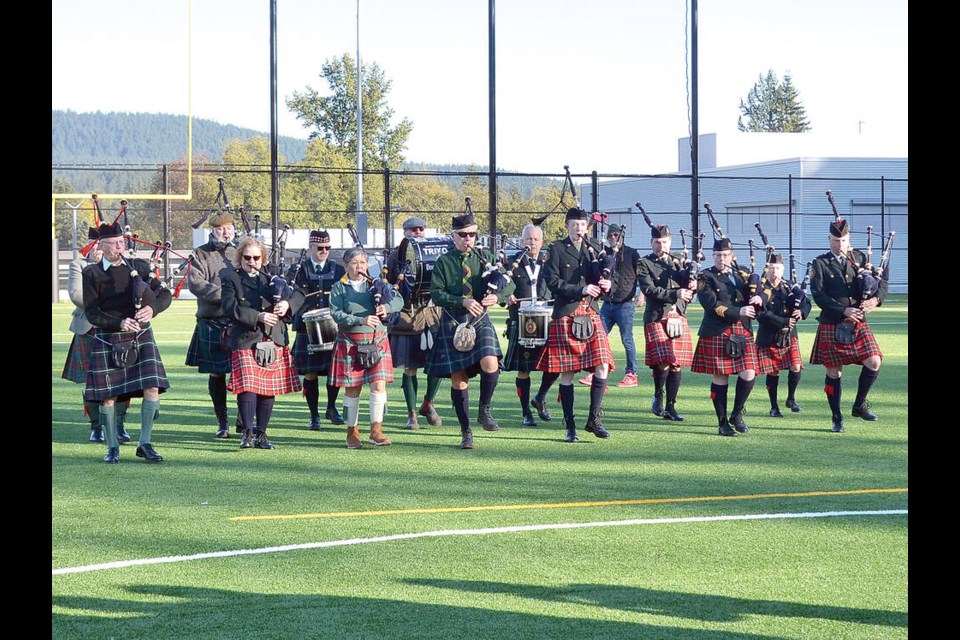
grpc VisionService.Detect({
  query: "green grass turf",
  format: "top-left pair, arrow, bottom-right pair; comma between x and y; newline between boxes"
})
52,295 -> 907,639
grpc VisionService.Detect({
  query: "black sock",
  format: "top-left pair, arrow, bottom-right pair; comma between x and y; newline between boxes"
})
825,376 -> 842,419
516,377 -> 531,414
238,392 -> 257,432
710,382 -> 729,424
302,377 -> 320,418
451,387 -> 470,430
479,370 -> 499,406
787,370 -> 801,400
588,375 -> 607,420
209,376 -> 228,419
536,371 -> 560,401
665,370 -> 682,405
732,377 -> 755,416
326,384 -> 341,413
256,395 -> 275,432
653,367 -> 668,398
559,383 -> 575,425
766,375 -> 780,408
854,368 -> 879,407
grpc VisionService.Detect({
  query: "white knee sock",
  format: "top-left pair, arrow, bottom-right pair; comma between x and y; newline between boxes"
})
343,395 -> 361,427
369,391 -> 387,424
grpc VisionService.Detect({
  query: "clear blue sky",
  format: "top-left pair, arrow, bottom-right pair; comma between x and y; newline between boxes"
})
52,0 -> 908,174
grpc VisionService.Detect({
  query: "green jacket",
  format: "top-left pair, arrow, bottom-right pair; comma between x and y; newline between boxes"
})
329,276 -> 405,334
430,248 -> 515,312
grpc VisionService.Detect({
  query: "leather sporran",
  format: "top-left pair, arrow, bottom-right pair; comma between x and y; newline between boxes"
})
665,316 -> 683,339
725,333 -> 747,358
835,322 -> 857,345
570,315 -> 596,341
111,340 -> 138,368
219,325 -> 233,352
253,341 -> 277,367
775,328 -> 792,349
453,322 -> 477,352
355,342 -> 382,369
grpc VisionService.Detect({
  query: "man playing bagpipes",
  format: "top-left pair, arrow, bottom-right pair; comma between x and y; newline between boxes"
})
424,211 -> 515,449
82,221 -> 172,463
536,207 -> 616,443
809,193 -> 888,433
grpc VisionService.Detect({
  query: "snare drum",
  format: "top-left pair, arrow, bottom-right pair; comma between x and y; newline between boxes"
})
396,236 -> 454,300
301,308 -> 337,353
517,301 -> 552,347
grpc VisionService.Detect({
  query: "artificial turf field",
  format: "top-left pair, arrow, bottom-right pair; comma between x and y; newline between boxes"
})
52,295 -> 907,639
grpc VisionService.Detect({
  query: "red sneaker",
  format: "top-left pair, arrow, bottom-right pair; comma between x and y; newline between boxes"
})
578,374 -> 594,386
616,373 -> 639,388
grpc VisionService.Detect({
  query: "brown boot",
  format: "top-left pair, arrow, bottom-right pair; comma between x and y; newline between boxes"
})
419,400 -> 442,426
368,422 -> 392,446
346,426 -> 364,449
405,410 -> 420,430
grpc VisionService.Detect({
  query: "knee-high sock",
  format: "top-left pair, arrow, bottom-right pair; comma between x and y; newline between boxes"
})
256,395 -> 275,432
114,400 -> 128,428
140,399 -> 160,445
766,374 -> 780,408
101,404 -> 119,448
516,377 -> 532,414
786,369 -> 801,401
451,387 -> 470,430
209,375 -> 228,421
665,370 -> 682,405
302,377 -> 320,418
854,368 -> 879,407
535,371 -> 560,401
653,367 -> 668,398
238,392 -> 258,432
588,375 -> 607,420
85,399 -> 100,428
425,375 -> 442,402
731,377 -> 755,417
370,391 -> 387,424
401,373 -> 417,412
343,395 -> 361,428
479,370 -> 499,406
710,383 -> 728,424
824,376 -> 842,419
559,383 -> 575,425
326,384 -> 342,412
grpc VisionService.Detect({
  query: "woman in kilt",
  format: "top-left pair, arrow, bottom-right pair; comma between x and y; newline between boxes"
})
691,237 -> 763,437
328,247 -> 404,449
536,207 -> 615,443
502,223 -> 559,427
809,216 -> 886,433
755,254 -> 811,418
221,237 -> 305,450
424,212 -> 515,449
82,222 -> 171,463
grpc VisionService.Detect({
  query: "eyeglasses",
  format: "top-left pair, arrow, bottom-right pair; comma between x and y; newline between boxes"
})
242,255 -> 262,261
456,231 -> 477,238
315,246 -> 331,252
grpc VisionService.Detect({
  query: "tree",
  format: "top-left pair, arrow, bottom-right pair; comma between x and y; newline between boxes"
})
286,54 -> 413,171
737,70 -> 811,133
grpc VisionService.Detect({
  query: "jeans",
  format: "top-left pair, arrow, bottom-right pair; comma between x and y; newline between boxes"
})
599,300 -> 638,374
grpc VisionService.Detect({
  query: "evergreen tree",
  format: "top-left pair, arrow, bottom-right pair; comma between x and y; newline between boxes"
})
737,70 -> 811,132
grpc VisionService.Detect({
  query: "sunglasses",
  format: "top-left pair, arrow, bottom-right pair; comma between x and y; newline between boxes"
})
242,255 -> 262,261
315,246 -> 331,251
456,231 -> 477,238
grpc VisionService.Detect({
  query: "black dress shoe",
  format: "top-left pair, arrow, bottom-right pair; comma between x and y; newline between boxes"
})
785,398 -> 801,413
459,429 -> 474,449
478,405 -> 500,431
831,418 -> 845,433
663,403 -> 685,421
651,394 -> 665,417
769,406 -> 784,418
730,413 -> 749,433
585,419 -> 610,438
307,416 -> 322,431
240,429 -> 255,448
530,396 -> 552,421
852,402 -> 878,421
135,443 -> 163,462
522,412 -> 537,427
325,407 -> 346,426
254,432 -> 275,450
718,421 -> 738,437
215,428 -> 231,439
90,427 -> 105,443
116,425 -> 132,443
102,447 -> 120,463
564,425 -> 580,443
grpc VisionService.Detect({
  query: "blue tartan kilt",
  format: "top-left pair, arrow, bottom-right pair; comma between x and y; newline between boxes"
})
389,332 -> 430,369
83,327 -> 169,403
502,318 -> 547,372
185,318 -> 232,374
61,332 -> 93,383
425,310 -> 502,379
292,331 -> 334,375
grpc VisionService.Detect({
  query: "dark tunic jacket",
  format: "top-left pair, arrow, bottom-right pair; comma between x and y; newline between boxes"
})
83,257 -> 172,331
755,278 -> 813,347
695,265 -> 756,337
636,252 -> 691,324
543,237 -> 605,319
220,267 -> 305,350
810,249 -> 888,324
505,248 -> 552,325
291,258 -> 346,332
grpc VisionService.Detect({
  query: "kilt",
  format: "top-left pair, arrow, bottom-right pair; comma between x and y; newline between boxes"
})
83,327 -> 170,403
644,313 -> 694,367
809,322 -> 883,367
226,342 -> 302,396
690,323 -> 759,375
425,310 -> 502,378
389,332 -> 429,369
61,332 -> 93,383
329,328 -> 395,388
184,318 -> 232,374
757,335 -> 804,374
292,331 -> 334,375
502,319 -> 547,372
536,303 -> 615,374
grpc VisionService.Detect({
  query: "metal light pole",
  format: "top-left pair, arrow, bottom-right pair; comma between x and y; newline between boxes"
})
65,200 -> 84,262
354,0 -> 367,244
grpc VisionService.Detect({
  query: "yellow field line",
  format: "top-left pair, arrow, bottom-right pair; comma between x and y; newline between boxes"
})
229,487 -> 907,521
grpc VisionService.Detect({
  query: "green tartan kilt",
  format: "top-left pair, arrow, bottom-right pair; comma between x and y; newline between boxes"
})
424,310 -> 502,379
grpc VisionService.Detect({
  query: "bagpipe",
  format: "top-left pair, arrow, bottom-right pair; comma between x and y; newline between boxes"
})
704,202 -> 761,308
787,254 -> 812,314
463,197 -> 512,298
825,190 -> 894,302
676,228 -> 703,288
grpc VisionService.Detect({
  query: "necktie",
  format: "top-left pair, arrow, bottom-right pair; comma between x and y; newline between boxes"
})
315,262 -> 322,275
462,253 -> 473,299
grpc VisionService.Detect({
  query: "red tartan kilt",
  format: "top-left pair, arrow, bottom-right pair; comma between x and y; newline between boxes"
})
644,313 -> 693,367
536,304 -> 615,373
227,343 -> 302,396
809,322 -> 883,367
328,329 -> 395,388
756,336 -> 804,374
691,323 -> 758,375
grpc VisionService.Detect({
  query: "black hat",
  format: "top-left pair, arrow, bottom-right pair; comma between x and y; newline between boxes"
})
830,218 -> 850,237
565,207 -> 589,222
97,221 -> 123,240
309,229 -> 331,245
650,224 -> 670,239
87,226 -> 100,241
712,237 -> 733,252
208,210 -> 234,228
767,253 -> 784,265
452,213 -> 477,230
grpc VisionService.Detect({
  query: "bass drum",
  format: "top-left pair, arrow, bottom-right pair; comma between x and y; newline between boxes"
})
396,236 -> 454,301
